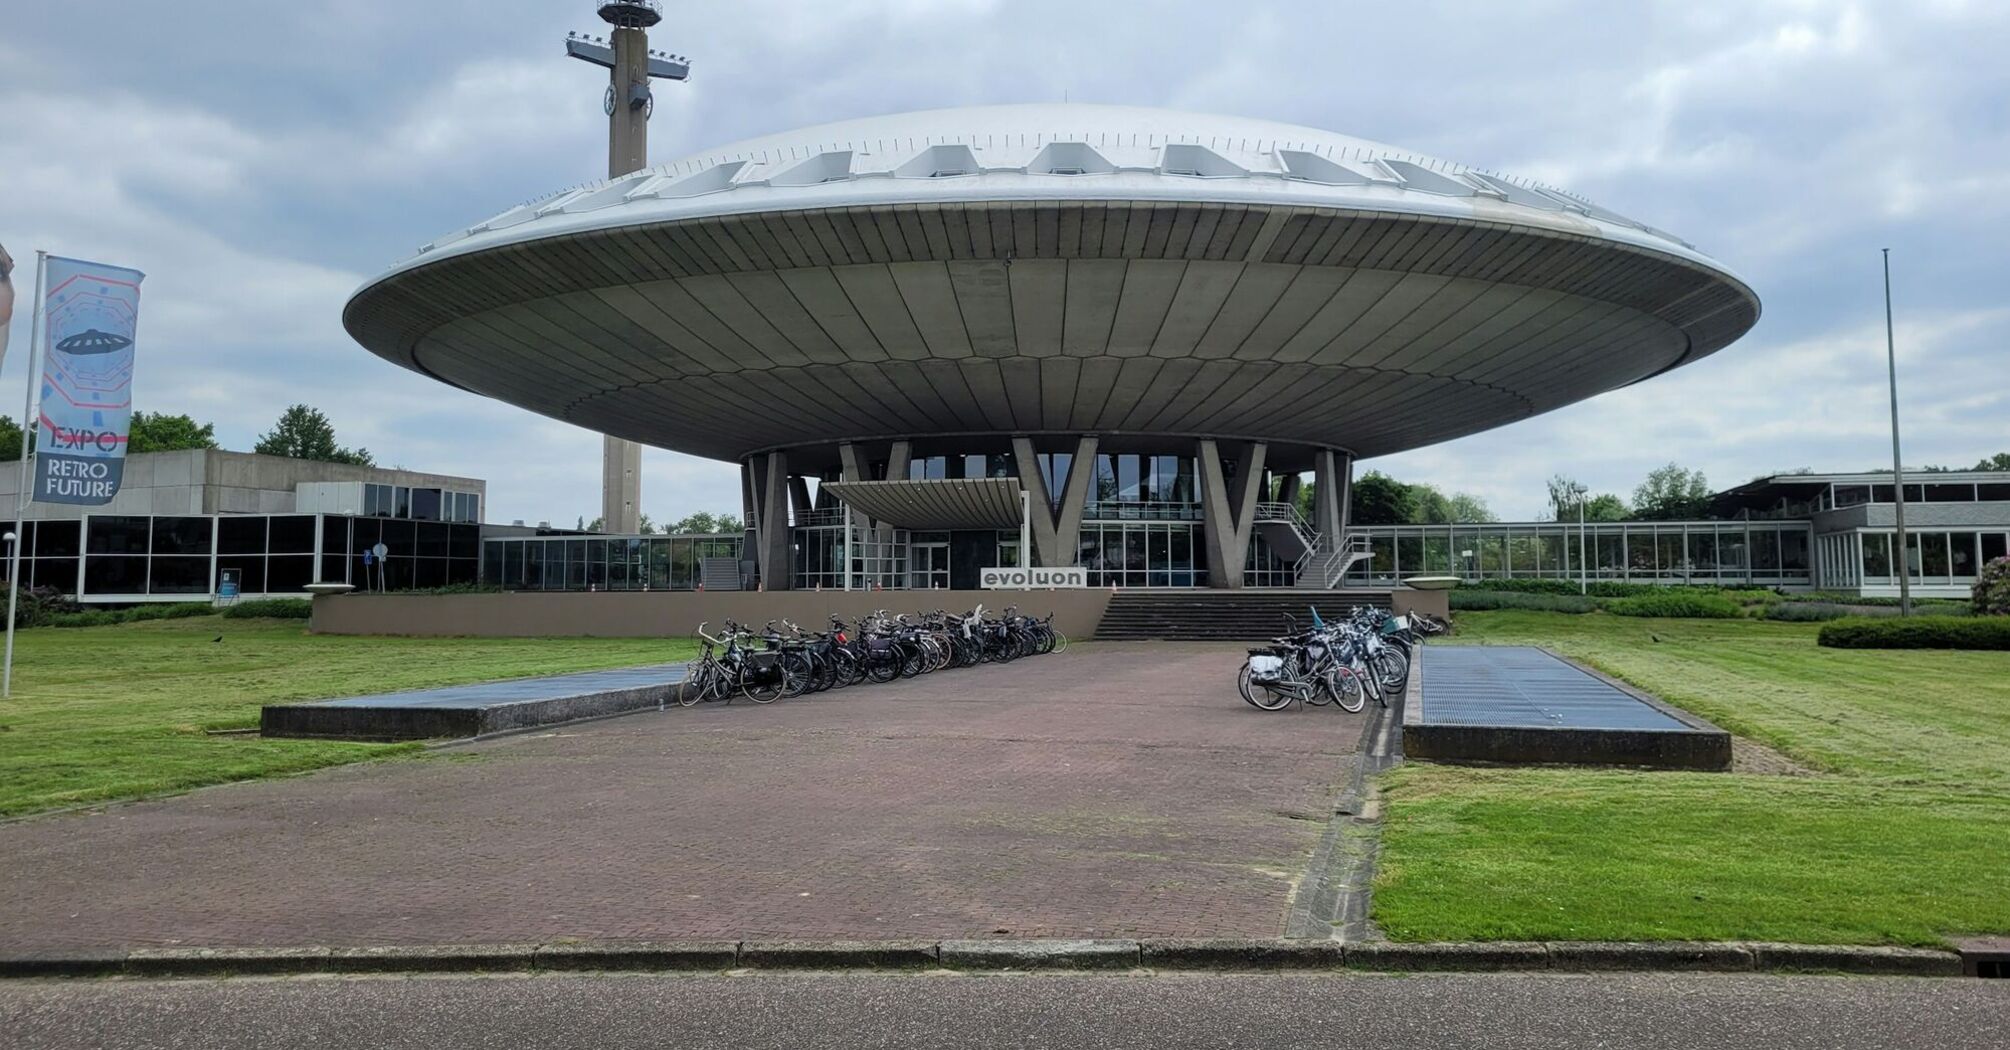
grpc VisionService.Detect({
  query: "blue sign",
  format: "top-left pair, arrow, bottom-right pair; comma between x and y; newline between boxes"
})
218,569 -> 241,601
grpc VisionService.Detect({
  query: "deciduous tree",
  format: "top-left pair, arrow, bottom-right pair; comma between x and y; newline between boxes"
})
254,405 -> 373,466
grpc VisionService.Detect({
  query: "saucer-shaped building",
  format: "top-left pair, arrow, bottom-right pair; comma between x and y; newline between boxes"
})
346,104 -> 1758,590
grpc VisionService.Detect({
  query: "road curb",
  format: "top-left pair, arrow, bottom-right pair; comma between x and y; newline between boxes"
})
0,938 -> 1972,980
939,939 -> 1141,970
737,940 -> 940,970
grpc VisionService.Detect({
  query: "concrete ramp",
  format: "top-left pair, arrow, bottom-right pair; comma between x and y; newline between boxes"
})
1402,646 -> 1730,770
262,664 -> 686,742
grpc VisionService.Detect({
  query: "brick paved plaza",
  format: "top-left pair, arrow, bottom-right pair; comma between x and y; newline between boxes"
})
0,644 -> 1365,953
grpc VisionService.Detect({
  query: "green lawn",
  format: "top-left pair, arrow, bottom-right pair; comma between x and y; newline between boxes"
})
0,617 -> 692,817
1374,611 -> 2010,946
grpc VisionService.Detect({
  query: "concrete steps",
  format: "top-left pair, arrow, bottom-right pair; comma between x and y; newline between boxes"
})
699,557 -> 743,591
1096,589 -> 1392,640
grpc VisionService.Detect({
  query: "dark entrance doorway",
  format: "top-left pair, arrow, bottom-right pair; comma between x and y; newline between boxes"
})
949,530 -> 999,590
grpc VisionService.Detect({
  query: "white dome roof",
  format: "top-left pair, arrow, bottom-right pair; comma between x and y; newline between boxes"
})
402,103 -> 1717,276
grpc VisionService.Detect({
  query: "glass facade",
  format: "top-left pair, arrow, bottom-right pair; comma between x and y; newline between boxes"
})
484,534 -> 742,591
1848,527 -> 2010,590
1347,521 -> 1815,586
361,482 -> 480,523
2,513 -> 478,601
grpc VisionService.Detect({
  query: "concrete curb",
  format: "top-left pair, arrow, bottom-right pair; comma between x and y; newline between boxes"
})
0,939 -> 1973,980
940,939 -> 1141,970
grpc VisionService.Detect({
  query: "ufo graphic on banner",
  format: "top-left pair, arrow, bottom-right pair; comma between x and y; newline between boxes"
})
54,329 -> 133,356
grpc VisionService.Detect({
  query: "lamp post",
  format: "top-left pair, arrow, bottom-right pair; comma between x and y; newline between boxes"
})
565,2 -> 692,536
1882,249 -> 1912,616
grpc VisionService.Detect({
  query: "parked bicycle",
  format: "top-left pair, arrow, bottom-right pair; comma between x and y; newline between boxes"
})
1239,606 -> 1418,713
679,605 -> 1063,707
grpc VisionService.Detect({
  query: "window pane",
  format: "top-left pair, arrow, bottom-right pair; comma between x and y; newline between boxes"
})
34,557 -> 79,593
394,487 -> 411,518
85,556 -> 148,594
415,522 -> 449,559
266,556 -> 314,592
33,519 -> 80,558
1921,533 -> 1950,577
87,516 -> 151,555
151,516 -> 213,556
1948,533 -> 1977,577
217,556 -> 265,594
1983,532 -> 2008,564
268,515 -> 315,554
378,518 -> 416,557
412,488 -> 442,522
148,556 -> 211,594
1861,533 -> 1891,577
1687,531 -> 1717,572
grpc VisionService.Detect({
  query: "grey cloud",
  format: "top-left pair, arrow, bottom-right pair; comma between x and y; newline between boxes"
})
1,0 -> 2002,525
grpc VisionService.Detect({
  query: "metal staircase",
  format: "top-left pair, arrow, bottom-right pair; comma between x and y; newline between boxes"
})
1251,503 -> 1374,589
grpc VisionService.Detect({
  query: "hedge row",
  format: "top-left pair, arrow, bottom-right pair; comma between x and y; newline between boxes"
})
1818,616 -> 2010,650
44,602 -> 218,628
1448,590 -> 1600,613
220,598 -> 313,620
1602,591 -> 1746,619
1764,601 -> 1895,622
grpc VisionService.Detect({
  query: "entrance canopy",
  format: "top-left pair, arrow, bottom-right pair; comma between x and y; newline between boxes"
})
821,477 -> 1023,530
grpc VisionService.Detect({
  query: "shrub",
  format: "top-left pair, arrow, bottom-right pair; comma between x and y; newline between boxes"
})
0,584 -> 81,627
43,601 -> 216,628
1764,601 -> 1901,623
1449,578 -> 1585,596
1976,556 -> 2010,616
1450,590 -> 1599,613
1818,615 -> 2010,650
1604,591 -> 1744,619
221,598 -> 313,620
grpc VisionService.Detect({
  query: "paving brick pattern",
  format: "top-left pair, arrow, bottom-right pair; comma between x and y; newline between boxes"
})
0,643 -> 1362,953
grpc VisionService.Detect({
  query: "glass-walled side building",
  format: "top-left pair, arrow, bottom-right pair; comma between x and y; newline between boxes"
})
482,534 -> 743,592
7,513 -> 481,602
472,466 -> 2010,597
1345,520 -> 1815,587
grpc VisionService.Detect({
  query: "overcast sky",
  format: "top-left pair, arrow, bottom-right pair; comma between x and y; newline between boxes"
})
2,0 -> 2004,523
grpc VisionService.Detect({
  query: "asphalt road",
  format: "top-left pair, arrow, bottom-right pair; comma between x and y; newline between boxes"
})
5,971 -> 2005,1049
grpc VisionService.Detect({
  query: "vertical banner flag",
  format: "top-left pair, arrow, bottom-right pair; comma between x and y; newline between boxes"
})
34,256 -> 145,506
0,243 -> 15,373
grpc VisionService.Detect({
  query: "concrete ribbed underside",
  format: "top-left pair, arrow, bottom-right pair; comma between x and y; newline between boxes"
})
346,201 -> 1758,463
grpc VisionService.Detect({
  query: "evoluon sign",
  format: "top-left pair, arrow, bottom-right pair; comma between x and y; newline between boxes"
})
980,567 -> 1089,589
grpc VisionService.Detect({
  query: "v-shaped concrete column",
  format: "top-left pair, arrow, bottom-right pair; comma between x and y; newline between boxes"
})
1053,436 -> 1100,567
759,449 -> 792,590
1313,449 -> 1351,542
1012,437 -> 1061,566
1199,439 -> 1267,589
1012,436 -> 1102,567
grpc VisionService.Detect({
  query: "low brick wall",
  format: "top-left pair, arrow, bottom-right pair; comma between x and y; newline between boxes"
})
310,589 -> 1116,641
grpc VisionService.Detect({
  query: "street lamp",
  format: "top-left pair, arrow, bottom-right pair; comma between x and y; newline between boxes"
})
1882,249 -> 1912,616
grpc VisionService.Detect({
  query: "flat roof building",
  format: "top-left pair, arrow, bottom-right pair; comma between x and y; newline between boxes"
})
1345,470 -> 2010,599
348,104 -> 1760,591
2,450 -> 485,603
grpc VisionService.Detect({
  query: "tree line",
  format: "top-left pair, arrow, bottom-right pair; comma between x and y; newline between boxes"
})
0,403 -> 373,465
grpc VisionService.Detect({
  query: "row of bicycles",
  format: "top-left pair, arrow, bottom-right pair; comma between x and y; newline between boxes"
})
680,605 -> 1064,705
1238,606 -> 1447,713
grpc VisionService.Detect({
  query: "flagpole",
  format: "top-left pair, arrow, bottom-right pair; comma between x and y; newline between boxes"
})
4,251 -> 48,698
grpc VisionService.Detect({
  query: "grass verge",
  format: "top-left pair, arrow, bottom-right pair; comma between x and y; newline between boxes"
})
0,616 -> 693,817
1373,610 -> 2010,946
